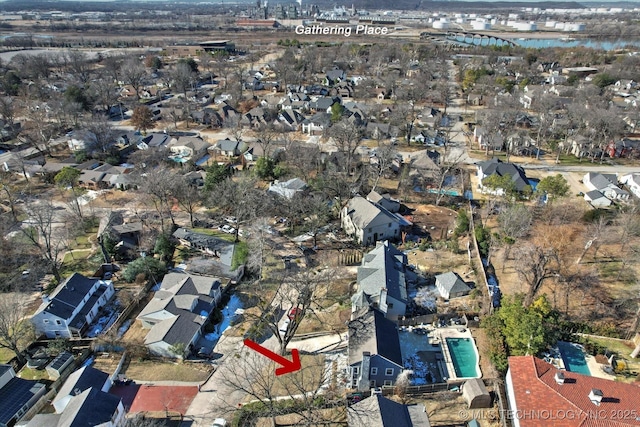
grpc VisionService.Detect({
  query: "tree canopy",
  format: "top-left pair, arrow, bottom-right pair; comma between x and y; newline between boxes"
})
537,174 -> 570,200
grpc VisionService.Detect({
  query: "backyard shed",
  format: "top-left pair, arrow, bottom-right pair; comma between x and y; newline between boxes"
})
45,351 -> 74,380
462,378 -> 491,409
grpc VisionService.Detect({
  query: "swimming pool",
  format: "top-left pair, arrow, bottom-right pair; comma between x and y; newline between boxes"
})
557,341 -> 591,375
446,337 -> 480,378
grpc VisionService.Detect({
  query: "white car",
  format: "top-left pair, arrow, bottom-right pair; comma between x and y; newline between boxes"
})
212,418 -> 227,427
279,318 -> 290,335
220,225 -> 236,234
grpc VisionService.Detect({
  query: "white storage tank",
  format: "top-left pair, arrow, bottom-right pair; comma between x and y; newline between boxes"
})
472,20 -> 491,31
433,19 -> 450,30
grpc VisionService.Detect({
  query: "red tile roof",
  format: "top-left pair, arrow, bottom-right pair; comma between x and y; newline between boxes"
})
508,356 -> 640,427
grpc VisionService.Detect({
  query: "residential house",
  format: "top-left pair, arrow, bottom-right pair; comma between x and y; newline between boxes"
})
309,96 -> 340,113
214,138 -> 245,157
191,108 -> 224,128
275,109 -> 305,131
0,364 -> 46,427
324,67 -> 346,86
173,228 -> 234,264
620,173 -> 640,198
606,138 -> 640,159
67,130 -> 98,152
77,163 -> 130,190
366,122 -> 397,140
167,136 -> 210,163
31,273 -> 115,338
51,366 -> 110,413
407,151 -> 440,191
348,394 -> 431,427
136,132 -> 171,150
219,101 -> 239,122
506,355 -> 640,427
341,196 -> 411,246
268,178 -> 307,199
584,190 -> 612,208
240,107 -> 271,129
334,81 -> 354,98
367,191 -> 401,213
351,241 -> 409,321
348,309 -> 404,391
281,93 -> 310,111
302,112 -> 331,136
583,172 -> 629,201
435,272 -> 472,299
473,126 -> 503,151
137,272 -> 222,358
30,366 -> 124,427
183,170 -> 207,188
476,158 -> 530,196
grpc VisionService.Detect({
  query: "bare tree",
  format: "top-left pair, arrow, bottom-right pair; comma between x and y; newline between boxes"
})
173,177 -> 203,228
369,142 -> 397,192
327,119 -> 363,175
136,168 -> 178,233
513,242 -> 560,307
0,291 -> 34,364
82,114 -> 118,154
497,203 -> 533,265
212,176 -> 263,242
120,57 -> 147,100
22,200 -> 67,281
62,50 -> 93,85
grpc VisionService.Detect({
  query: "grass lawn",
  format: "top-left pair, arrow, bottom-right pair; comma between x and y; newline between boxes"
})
60,251 -> 103,278
191,227 -> 236,242
0,348 -> 15,364
19,367 -> 50,381
583,336 -> 640,376
122,359 -> 213,382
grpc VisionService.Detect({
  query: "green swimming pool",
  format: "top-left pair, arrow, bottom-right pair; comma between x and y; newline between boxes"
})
446,337 -> 480,378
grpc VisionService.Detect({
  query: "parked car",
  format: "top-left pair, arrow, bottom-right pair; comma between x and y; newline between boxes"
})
279,318 -> 290,335
224,216 -> 237,224
212,418 -> 227,427
288,307 -> 302,320
220,225 -> 236,234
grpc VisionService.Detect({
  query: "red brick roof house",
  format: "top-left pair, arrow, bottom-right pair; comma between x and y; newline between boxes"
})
506,356 -> 640,427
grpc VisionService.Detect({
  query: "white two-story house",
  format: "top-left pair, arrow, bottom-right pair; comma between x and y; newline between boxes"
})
31,273 -> 115,339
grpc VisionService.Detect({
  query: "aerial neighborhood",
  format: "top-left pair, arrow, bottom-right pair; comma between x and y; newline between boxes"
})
1,1 -> 640,426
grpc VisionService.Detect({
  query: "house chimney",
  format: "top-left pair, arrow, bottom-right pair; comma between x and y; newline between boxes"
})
358,352 -> 371,391
589,389 -> 603,405
554,371 -> 565,384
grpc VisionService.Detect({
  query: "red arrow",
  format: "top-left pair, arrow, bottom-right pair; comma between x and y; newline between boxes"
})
243,338 -> 301,376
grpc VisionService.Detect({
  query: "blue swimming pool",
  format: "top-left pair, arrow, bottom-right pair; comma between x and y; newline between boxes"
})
557,341 -> 591,376
446,338 -> 480,378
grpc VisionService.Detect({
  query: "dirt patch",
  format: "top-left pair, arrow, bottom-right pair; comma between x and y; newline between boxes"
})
255,408 -> 346,427
471,327 -> 499,380
123,359 -> 212,382
409,204 -> 459,242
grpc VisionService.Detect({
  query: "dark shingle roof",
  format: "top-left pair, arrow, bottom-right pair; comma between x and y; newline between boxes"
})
0,377 -> 45,425
478,158 -> 529,191
348,310 -> 402,367
348,394 -> 431,427
58,387 -> 121,427
53,366 -> 108,408
42,273 -> 98,320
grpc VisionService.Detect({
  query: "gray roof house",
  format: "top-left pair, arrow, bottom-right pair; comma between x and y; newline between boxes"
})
435,272 -> 472,300
348,394 -> 431,427
367,190 -> 401,213
476,158 -> 530,196
0,364 -> 46,427
214,138 -> 246,157
137,272 -> 222,358
584,190 -> 612,208
268,178 -> 307,199
341,196 -> 411,246
583,172 -> 629,201
31,273 -> 115,339
173,228 -> 234,265
351,241 -> 409,321
167,136 -> 210,163
348,309 -> 403,391
52,366 -> 110,413
27,388 -> 125,427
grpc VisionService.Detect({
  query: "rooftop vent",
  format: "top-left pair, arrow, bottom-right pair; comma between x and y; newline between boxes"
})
589,389 -> 603,405
554,372 -> 565,384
